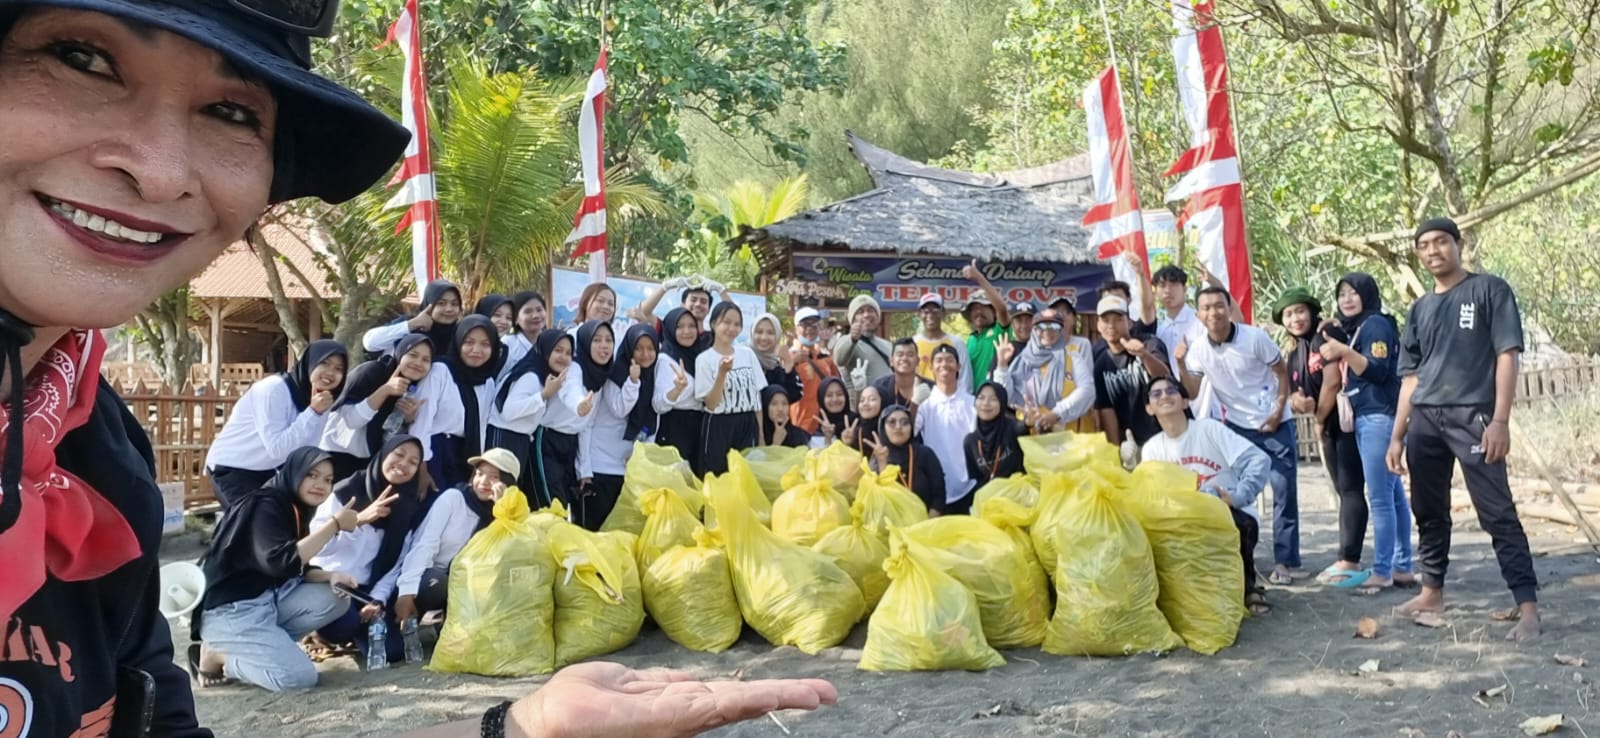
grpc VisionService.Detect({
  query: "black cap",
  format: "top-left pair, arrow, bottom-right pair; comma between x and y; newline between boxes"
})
1414,217 -> 1461,245
1,0 -> 409,204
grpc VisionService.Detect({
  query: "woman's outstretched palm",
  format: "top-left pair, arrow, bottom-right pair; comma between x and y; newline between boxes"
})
513,662 -> 838,738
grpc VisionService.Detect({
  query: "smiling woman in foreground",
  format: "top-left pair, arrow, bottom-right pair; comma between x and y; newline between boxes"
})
0,0 -> 834,735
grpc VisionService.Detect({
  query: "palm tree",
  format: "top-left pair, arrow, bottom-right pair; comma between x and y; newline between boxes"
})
664,175 -> 810,290
436,54 -> 666,301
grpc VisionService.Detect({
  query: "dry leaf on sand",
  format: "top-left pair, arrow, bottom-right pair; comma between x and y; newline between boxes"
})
1357,659 -> 1380,674
1471,684 -> 1507,708
1554,654 -> 1586,667
1518,714 -> 1564,736
1355,617 -> 1379,639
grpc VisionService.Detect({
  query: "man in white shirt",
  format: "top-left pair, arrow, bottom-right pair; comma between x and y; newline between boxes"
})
1176,286 -> 1299,587
913,345 -> 977,514
1139,377 -> 1273,615
913,292 -> 972,390
1151,265 -> 1199,375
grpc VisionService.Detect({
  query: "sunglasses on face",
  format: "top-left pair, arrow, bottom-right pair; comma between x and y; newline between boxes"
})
885,416 -> 912,427
1034,323 -> 1063,332
1149,386 -> 1182,399
224,0 -> 340,36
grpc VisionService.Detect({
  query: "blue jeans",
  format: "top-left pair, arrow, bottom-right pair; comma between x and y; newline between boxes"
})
1228,420 -> 1300,569
1355,413 -> 1414,579
199,579 -> 346,691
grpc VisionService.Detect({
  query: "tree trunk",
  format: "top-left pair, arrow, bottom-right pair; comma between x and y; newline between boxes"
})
136,288 -> 198,387
249,229 -> 309,354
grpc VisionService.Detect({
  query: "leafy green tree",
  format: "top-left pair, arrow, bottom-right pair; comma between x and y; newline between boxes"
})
658,176 -> 812,292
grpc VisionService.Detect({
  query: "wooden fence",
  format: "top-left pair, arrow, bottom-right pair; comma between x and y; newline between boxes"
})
115,380 -> 240,509
1518,356 -> 1599,406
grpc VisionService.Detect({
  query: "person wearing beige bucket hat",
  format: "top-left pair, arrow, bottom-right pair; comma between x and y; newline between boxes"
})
0,0 -> 834,733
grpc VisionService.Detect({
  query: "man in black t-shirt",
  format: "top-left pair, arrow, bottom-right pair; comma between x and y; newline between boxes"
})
1387,217 -> 1541,642
1092,296 -> 1171,451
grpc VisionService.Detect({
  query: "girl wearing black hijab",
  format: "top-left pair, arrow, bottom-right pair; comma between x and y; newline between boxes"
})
568,319 -> 615,528
474,294 -> 515,337
487,329 -> 570,496
195,447 -> 396,691
309,435 -> 434,664
206,339 -> 348,508
589,324 -> 659,529
1321,271 -> 1413,592
964,382 -> 1026,490
813,376 -> 856,446
428,315 -> 504,492
865,405 -> 947,515
759,384 -> 815,449
320,333 -> 464,482
654,307 -> 710,474
361,279 -> 464,358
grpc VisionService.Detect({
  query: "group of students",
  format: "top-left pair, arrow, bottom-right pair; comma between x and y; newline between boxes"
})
189,216 -> 1544,692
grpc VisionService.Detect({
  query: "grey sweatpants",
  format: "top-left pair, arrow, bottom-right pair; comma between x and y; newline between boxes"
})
200,578 -> 347,691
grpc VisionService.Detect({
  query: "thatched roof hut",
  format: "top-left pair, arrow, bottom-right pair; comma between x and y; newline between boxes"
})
738,132 -> 1109,311
741,131 -> 1100,271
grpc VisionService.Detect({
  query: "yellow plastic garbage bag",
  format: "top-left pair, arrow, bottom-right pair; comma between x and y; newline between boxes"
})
741,446 -> 807,502
636,488 -> 701,571
706,471 -> 864,654
812,518 -> 891,611
972,472 -> 1039,512
529,498 -> 570,531
852,464 -> 928,533
430,487 -> 557,676
1041,482 -> 1183,656
1124,462 -> 1245,655
771,479 -> 852,547
976,496 -> 1044,571
714,452 -> 774,527
1029,471 -> 1074,576
642,528 -> 743,653
779,442 -> 866,501
549,522 -> 645,667
903,516 -> 1050,649
604,442 -> 703,534
859,529 -> 1005,672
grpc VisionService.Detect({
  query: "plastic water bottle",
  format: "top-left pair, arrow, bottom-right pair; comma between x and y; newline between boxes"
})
366,618 -> 389,671
401,617 -> 424,664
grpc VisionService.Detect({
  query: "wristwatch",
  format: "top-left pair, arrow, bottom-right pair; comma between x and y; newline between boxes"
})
481,701 -> 514,738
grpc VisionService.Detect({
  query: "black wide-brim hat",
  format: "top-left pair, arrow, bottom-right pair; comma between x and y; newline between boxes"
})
0,0 -> 409,204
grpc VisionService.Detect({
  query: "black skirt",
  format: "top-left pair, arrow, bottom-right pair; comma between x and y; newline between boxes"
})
701,412 -> 758,476
656,408 -> 706,476
533,426 -> 580,511
484,425 -> 536,498
582,473 -> 625,532
208,465 -> 275,510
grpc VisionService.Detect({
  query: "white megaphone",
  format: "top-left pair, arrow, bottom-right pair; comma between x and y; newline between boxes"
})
158,562 -> 207,620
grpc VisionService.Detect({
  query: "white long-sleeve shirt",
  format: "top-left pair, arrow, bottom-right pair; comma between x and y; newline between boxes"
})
319,363 -> 463,461
652,357 -> 702,414
307,494 -> 383,588
487,372 -> 546,435
589,378 -> 643,476
500,333 -> 534,383
914,384 -> 977,504
393,487 -> 482,598
435,373 -> 497,449
205,375 -> 331,472
362,321 -> 411,355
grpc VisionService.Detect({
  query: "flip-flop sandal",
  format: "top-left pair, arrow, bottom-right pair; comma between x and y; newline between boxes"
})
1324,569 -> 1372,589
1245,591 -> 1272,615
1268,569 -> 1293,586
1357,582 -> 1395,596
186,644 -> 230,688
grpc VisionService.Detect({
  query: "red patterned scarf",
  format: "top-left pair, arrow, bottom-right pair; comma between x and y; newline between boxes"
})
0,330 -> 141,619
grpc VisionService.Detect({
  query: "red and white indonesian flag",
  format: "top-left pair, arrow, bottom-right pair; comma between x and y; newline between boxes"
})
382,0 -> 440,292
1080,66 -> 1151,323
566,49 -> 609,282
1163,0 -> 1254,322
